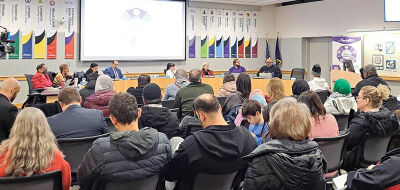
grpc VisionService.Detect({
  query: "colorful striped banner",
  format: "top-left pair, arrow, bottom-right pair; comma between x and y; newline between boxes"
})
251,12 -> 258,58
22,0 -> 33,59
244,12 -> 251,58
0,1 -> 7,59
65,0 -> 75,59
200,8 -> 208,58
188,8 -> 196,58
8,31 -> 19,59
9,1 -> 19,59
46,0 -> 57,59
223,10 -> 230,58
22,31 -> 33,59
237,11 -> 244,58
230,11 -> 237,58
215,9 -> 223,58
208,9 -> 216,58
34,0 -> 45,59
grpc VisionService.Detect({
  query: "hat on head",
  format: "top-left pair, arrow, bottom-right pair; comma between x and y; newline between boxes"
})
333,79 -> 351,95
311,64 -> 322,76
143,83 -> 161,102
90,63 -> 98,68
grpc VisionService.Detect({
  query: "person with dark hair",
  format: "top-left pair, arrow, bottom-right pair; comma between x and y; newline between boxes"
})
229,58 -> 246,73
166,63 -> 176,78
32,63 -> 53,89
85,63 -> 98,76
53,64 -> 73,87
352,64 -> 389,97
217,73 -> 237,97
222,73 -> 251,115
0,78 -> 20,142
163,69 -> 189,100
308,64 -> 330,92
47,87 -> 108,138
127,74 -> 150,105
139,83 -> 179,139
104,60 -> 124,79
257,58 -> 282,79
164,94 -> 257,190
79,73 -> 99,102
174,69 -> 213,119
291,79 -> 310,99
242,99 -> 268,146
78,93 -> 171,190
298,90 -> 339,139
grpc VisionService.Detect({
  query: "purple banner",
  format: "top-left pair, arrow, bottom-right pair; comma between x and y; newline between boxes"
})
189,37 -> 195,58
224,37 -> 230,58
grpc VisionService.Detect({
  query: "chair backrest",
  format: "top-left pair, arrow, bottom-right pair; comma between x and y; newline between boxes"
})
314,131 -> 349,173
192,171 -> 238,190
103,174 -> 159,190
25,74 -> 35,94
162,100 -> 175,109
105,118 -> 117,132
360,133 -> 392,166
217,96 -> 227,106
290,68 -> 305,80
57,133 -> 110,173
334,114 -> 349,131
32,102 -> 62,117
47,71 -> 57,82
316,90 -> 330,103
0,170 -> 62,190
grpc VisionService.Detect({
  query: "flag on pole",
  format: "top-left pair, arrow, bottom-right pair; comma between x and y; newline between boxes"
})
265,34 -> 270,59
275,33 -> 282,67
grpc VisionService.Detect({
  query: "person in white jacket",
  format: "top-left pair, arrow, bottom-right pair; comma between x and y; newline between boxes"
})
324,79 -> 357,115
308,64 -> 330,92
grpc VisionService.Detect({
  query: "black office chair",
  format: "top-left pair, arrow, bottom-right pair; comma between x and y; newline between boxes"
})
217,96 -> 227,106
357,133 -> 393,168
47,71 -> 57,83
162,100 -> 175,109
316,90 -> 330,104
32,102 -> 62,117
0,170 -> 62,190
334,114 -> 349,131
22,74 -> 45,108
100,174 -> 159,190
290,68 -> 305,80
192,171 -> 238,190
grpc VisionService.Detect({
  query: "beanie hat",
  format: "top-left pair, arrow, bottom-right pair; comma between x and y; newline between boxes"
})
311,64 -> 322,76
143,83 -> 161,101
333,79 -> 351,95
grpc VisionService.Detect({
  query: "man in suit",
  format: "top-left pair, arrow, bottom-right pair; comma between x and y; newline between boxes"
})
0,78 -> 20,142
47,87 -> 108,138
104,60 -> 123,79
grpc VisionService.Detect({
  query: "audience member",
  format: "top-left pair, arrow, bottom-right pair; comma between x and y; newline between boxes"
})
257,58 -> 282,78
163,69 -> 189,100
217,73 -> 236,97
298,91 -> 339,139
127,74 -> 150,105
222,73 -> 251,115
201,62 -> 214,77
242,99 -> 269,146
32,63 -> 53,89
324,79 -> 357,115
79,73 -> 99,102
346,148 -> 400,190
0,108 -> 71,190
243,98 -> 326,190
166,63 -> 176,78
352,64 -> 389,96
85,63 -> 98,76
104,60 -> 123,79
164,94 -> 257,190
139,83 -> 179,139
53,64 -> 73,87
84,75 -> 116,117
249,89 -> 267,107
78,93 -> 170,190
0,78 -> 20,142
229,58 -> 246,73
308,64 -> 330,92
262,100 -> 277,123
291,79 -> 310,99
174,69 -> 213,119
346,85 -> 398,168
48,87 -> 108,138
266,77 -> 285,103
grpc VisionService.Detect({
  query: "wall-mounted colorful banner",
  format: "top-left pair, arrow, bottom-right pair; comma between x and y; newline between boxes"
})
223,10 -> 230,58
251,12 -> 258,58
46,0 -> 57,59
188,8 -> 195,58
200,8 -> 208,58
237,11 -> 244,58
34,0 -> 45,59
230,10 -> 237,58
22,0 -> 33,59
215,9 -> 223,58
0,0 -> 7,59
8,0 -> 20,59
244,12 -> 251,58
208,9 -> 216,58
65,0 -> 75,59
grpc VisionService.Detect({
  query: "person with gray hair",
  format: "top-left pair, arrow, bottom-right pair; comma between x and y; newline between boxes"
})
352,64 -> 389,97
0,78 -> 20,142
84,75 -> 116,117
163,69 -> 189,100
174,69 -> 214,119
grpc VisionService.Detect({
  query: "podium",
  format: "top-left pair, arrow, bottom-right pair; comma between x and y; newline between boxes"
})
330,70 -> 362,88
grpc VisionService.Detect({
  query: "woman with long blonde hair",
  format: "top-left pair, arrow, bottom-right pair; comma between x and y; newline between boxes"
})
0,107 -> 71,190
266,77 -> 285,102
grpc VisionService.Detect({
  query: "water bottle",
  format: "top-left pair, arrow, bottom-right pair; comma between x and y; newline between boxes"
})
81,78 -> 87,86
74,78 -> 78,88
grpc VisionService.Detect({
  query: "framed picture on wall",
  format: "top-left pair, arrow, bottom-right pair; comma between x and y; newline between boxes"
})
386,60 -> 397,71
372,54 -> 384,70
386,42 -> 395,54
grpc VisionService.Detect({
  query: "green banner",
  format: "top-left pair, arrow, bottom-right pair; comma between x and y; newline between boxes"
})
8,31 -> 20,59
201,36 -> 208,58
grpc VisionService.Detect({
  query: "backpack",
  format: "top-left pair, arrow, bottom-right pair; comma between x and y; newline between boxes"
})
224,105 -> 242,124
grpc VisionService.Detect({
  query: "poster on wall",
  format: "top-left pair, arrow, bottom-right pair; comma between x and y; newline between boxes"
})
46,0 -> 57,59
251,11 -> 258,58
386,60 -> 396,71
8,0 -> 20,59
188,8 -> 195,58
22,0 -> 33,59
230,10 -> 237,58
237,11 -> 244,58
332,36 -> 362,73
244,12 -> 251,58
215,9 -> 223,58
0,0 -> 7,59
65,0 -> 75,59
372,54 -> 384,70
200,8 -> 208,58
223,10 -> 230,58
34,0 -> 46,59
386,41 -> 395,54
208,9 -> 216,58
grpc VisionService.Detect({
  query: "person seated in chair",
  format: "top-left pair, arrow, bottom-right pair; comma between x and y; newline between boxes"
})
32,63 -> 53,89
85,63 -> 98,76
201,62 -> 214,77
228,58 -> 246,74
257,58 -> 282,79
104,60 -> 123,79
78,93 -> 171,190
308,64 -> 329,92
0,78 -> 20,142
53,64 -> 73,87
352,65 -> 389,97
127,74 -> 150,105
47,87 -> 108,138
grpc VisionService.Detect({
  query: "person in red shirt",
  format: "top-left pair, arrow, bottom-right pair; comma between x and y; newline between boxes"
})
0,107 -> 71,190
32,63 -> 53,89
201,62 -> 214,77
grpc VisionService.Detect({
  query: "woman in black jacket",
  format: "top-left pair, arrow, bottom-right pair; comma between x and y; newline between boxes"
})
243,97 -> 326,190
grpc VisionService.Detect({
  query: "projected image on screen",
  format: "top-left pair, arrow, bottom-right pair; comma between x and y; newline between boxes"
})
81,0 -> 186,61
385,0 -> 400,22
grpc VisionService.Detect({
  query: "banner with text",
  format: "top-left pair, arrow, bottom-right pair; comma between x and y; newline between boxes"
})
251,12 -> 258,58
8,0 -> 20,59
244,12 -> 251,58
200,8 -> 208,58
332,36 -> 362,72
215,9 -> 223,58
188,8 -> 195,58
22,0 -> 33,59
65,0 -> 75,59
237,11 -> 244,58
208,9 -> 216,58
34,0 -> 45,59
223,9 -> 230,58
230,10 -> 237,58
0,0 -> 7,59
46,0 -> 57,59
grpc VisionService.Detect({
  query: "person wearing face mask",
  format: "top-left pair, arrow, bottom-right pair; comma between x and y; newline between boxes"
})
32,63 -> 53,89
0,78 -> 20,142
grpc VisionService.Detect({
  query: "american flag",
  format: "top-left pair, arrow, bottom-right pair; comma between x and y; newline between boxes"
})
266,34 -> 271,59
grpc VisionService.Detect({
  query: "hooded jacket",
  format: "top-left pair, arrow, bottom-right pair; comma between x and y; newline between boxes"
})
83,89 -> 116,117
222,91 -> 246,115
324,92 -> 357,115
352,74 -> 389,97
243,138 -> 327,190
218,81 -> 237,97
164,124 -> 257,190
79,80 -> 96,101
77,128 -> 171,190
139,105 -> 179,139
308,77 -> 330,92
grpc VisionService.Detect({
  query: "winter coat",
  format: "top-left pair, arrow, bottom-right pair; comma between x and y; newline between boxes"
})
163,80 -> 189,101
383,95 -> 400,112
127,86 -> 144,105
352,74 -> 389,97
78,128 -> 171,190
324,92 -> 357,115
217,81 -> 237,97
308,77 -> 330,92
79,80 -> 96,101
83,89 -> 116,117
164,124 -> 257,190
0,94 -> 17,142
139,105 -> 179,139
243,138 -> 327,190
257,65 -> 282,79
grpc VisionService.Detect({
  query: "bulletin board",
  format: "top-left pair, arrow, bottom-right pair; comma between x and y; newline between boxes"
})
363,33 -> 400,77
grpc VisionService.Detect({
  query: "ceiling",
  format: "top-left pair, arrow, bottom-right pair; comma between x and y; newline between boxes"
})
189,0 -> 296,6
